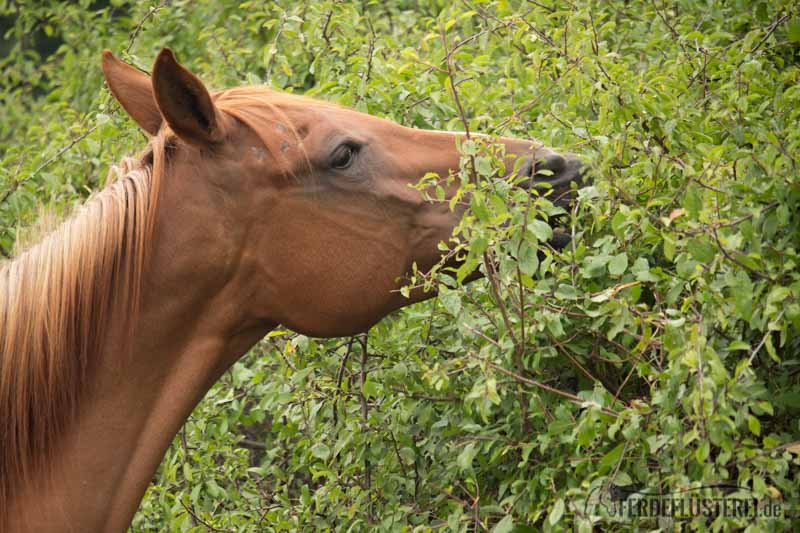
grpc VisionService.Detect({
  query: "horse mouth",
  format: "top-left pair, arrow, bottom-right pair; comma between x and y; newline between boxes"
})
516,151 -> 586,207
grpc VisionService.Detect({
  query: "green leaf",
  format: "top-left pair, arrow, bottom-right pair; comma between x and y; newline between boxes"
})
687,236 -> 716,263
182,462 -> 193,482
548,498 -> 565,525
311,443 -> 331,460
555,283 -> 578,300
696,441 -> 710,463
493,514 -> 514,533
545,313 -> 565,337
457,442 -> 478,471
363,379 -> 381,398
528,219 -> 553,242
439,288 -> 462,316
683,184 -> 702,218
608,253 -> 628,276
598,442 -> 624,473
518,241 -> 540,276
727,340 -> 750,351
788,18 -> 800,43
663,235 -> 676,261
475,156 -> 493,176
747,415 -> 761,436
485,377 -> 501,405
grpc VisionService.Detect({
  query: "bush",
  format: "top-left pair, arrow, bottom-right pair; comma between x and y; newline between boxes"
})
1,1 -> 798,531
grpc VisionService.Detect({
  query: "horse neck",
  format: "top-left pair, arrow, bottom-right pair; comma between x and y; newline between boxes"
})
5,170 -> 276,533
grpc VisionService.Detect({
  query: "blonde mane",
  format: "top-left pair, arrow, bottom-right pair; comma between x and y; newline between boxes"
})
0,85 -> 321,520
0,134 -> 167,519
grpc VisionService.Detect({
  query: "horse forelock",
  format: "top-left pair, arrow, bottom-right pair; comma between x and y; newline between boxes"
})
214,87 -> 327,178
0,136 -> 167,520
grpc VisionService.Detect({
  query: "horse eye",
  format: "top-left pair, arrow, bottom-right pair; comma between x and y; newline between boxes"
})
330,144 -> 357,169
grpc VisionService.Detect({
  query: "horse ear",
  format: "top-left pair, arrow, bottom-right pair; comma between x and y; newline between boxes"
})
151,48 -> 225,146
102,50 -> 162,135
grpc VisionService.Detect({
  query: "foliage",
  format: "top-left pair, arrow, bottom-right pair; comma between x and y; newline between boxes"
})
2,0 -> 799,531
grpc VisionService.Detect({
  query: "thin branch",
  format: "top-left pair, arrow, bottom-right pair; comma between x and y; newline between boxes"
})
650,0 -> 680,40
389,387 -> 458,403
125,1 -> 168,55
470,353 -> 620,418
359,333 -> 373,524
388,430 -> 409,479
238,438 -> 267,451
179,500 -> 232,533
354,24 -> 376,104
321,9 -> 333,49
0,125 -> 99,209
419,295 -> 438,354
481,252 -> 521,349
745,311 -> 783,369
711,226 -> 774,282
333,337 -> 355,426
750,13 -> 791,53
440,24 -> 471,139
265,15 -> 286,81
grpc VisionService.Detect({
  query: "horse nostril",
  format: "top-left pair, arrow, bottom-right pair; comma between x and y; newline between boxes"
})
520,152 -> 586,207
514,151 -> 585,205
534,154 -> 567,177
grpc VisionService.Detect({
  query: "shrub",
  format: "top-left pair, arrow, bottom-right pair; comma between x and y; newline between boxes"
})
1,1 -> 798,531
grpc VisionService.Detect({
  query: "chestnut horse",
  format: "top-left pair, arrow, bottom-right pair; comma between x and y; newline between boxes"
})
0,48 -> 582,532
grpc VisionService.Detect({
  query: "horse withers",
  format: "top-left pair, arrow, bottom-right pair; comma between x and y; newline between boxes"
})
0,48 -> 583,532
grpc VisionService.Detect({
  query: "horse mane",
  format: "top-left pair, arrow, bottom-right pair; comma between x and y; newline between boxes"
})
0,84 -> 323,519
0,134 -> 167,518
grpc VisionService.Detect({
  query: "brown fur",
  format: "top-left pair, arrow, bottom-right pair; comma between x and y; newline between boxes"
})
0,150 -> 162,522
0,87 -> 333,524
0,48 -> 582,532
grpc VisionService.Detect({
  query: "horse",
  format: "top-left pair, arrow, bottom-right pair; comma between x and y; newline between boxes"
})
0,48 -> 583,532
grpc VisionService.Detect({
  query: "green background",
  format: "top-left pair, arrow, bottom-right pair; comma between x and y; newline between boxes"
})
1,1 -> 799,531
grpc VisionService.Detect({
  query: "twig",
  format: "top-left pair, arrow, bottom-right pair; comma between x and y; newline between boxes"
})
179,500 -> 232,533
354,25 -> 376,104
493,62 -> 578,131
609,440 -> 630,488
389,386 -> 458,403
440,24 -> 471,140
238,438 -> 267,451
333,337 -> 355,426
359,333 -> 373,523
746,311 -> 783,367
750,13 -> 791,53
711,226 -> 774,282
271,338 -> 298,372
514,157 -> 537,433
388,430 -> 409,479
211,33 -> 242,78
321,9 -> 333,48
265,15 -> 286,81
470,353 -> 620,417
419,296 -> 438,354
463,323 -> 503,349
0,125 -> 99,209
650,0 -> 680,40
481,252 -> 521,349
527,0 -> 555,13
125,1 -> 167,55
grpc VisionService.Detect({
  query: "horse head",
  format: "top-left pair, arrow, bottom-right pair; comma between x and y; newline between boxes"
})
103,48 -> 584,338
0,47 -> 587,532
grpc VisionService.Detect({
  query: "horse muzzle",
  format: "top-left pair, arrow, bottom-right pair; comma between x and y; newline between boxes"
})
517,150 -> 586,207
